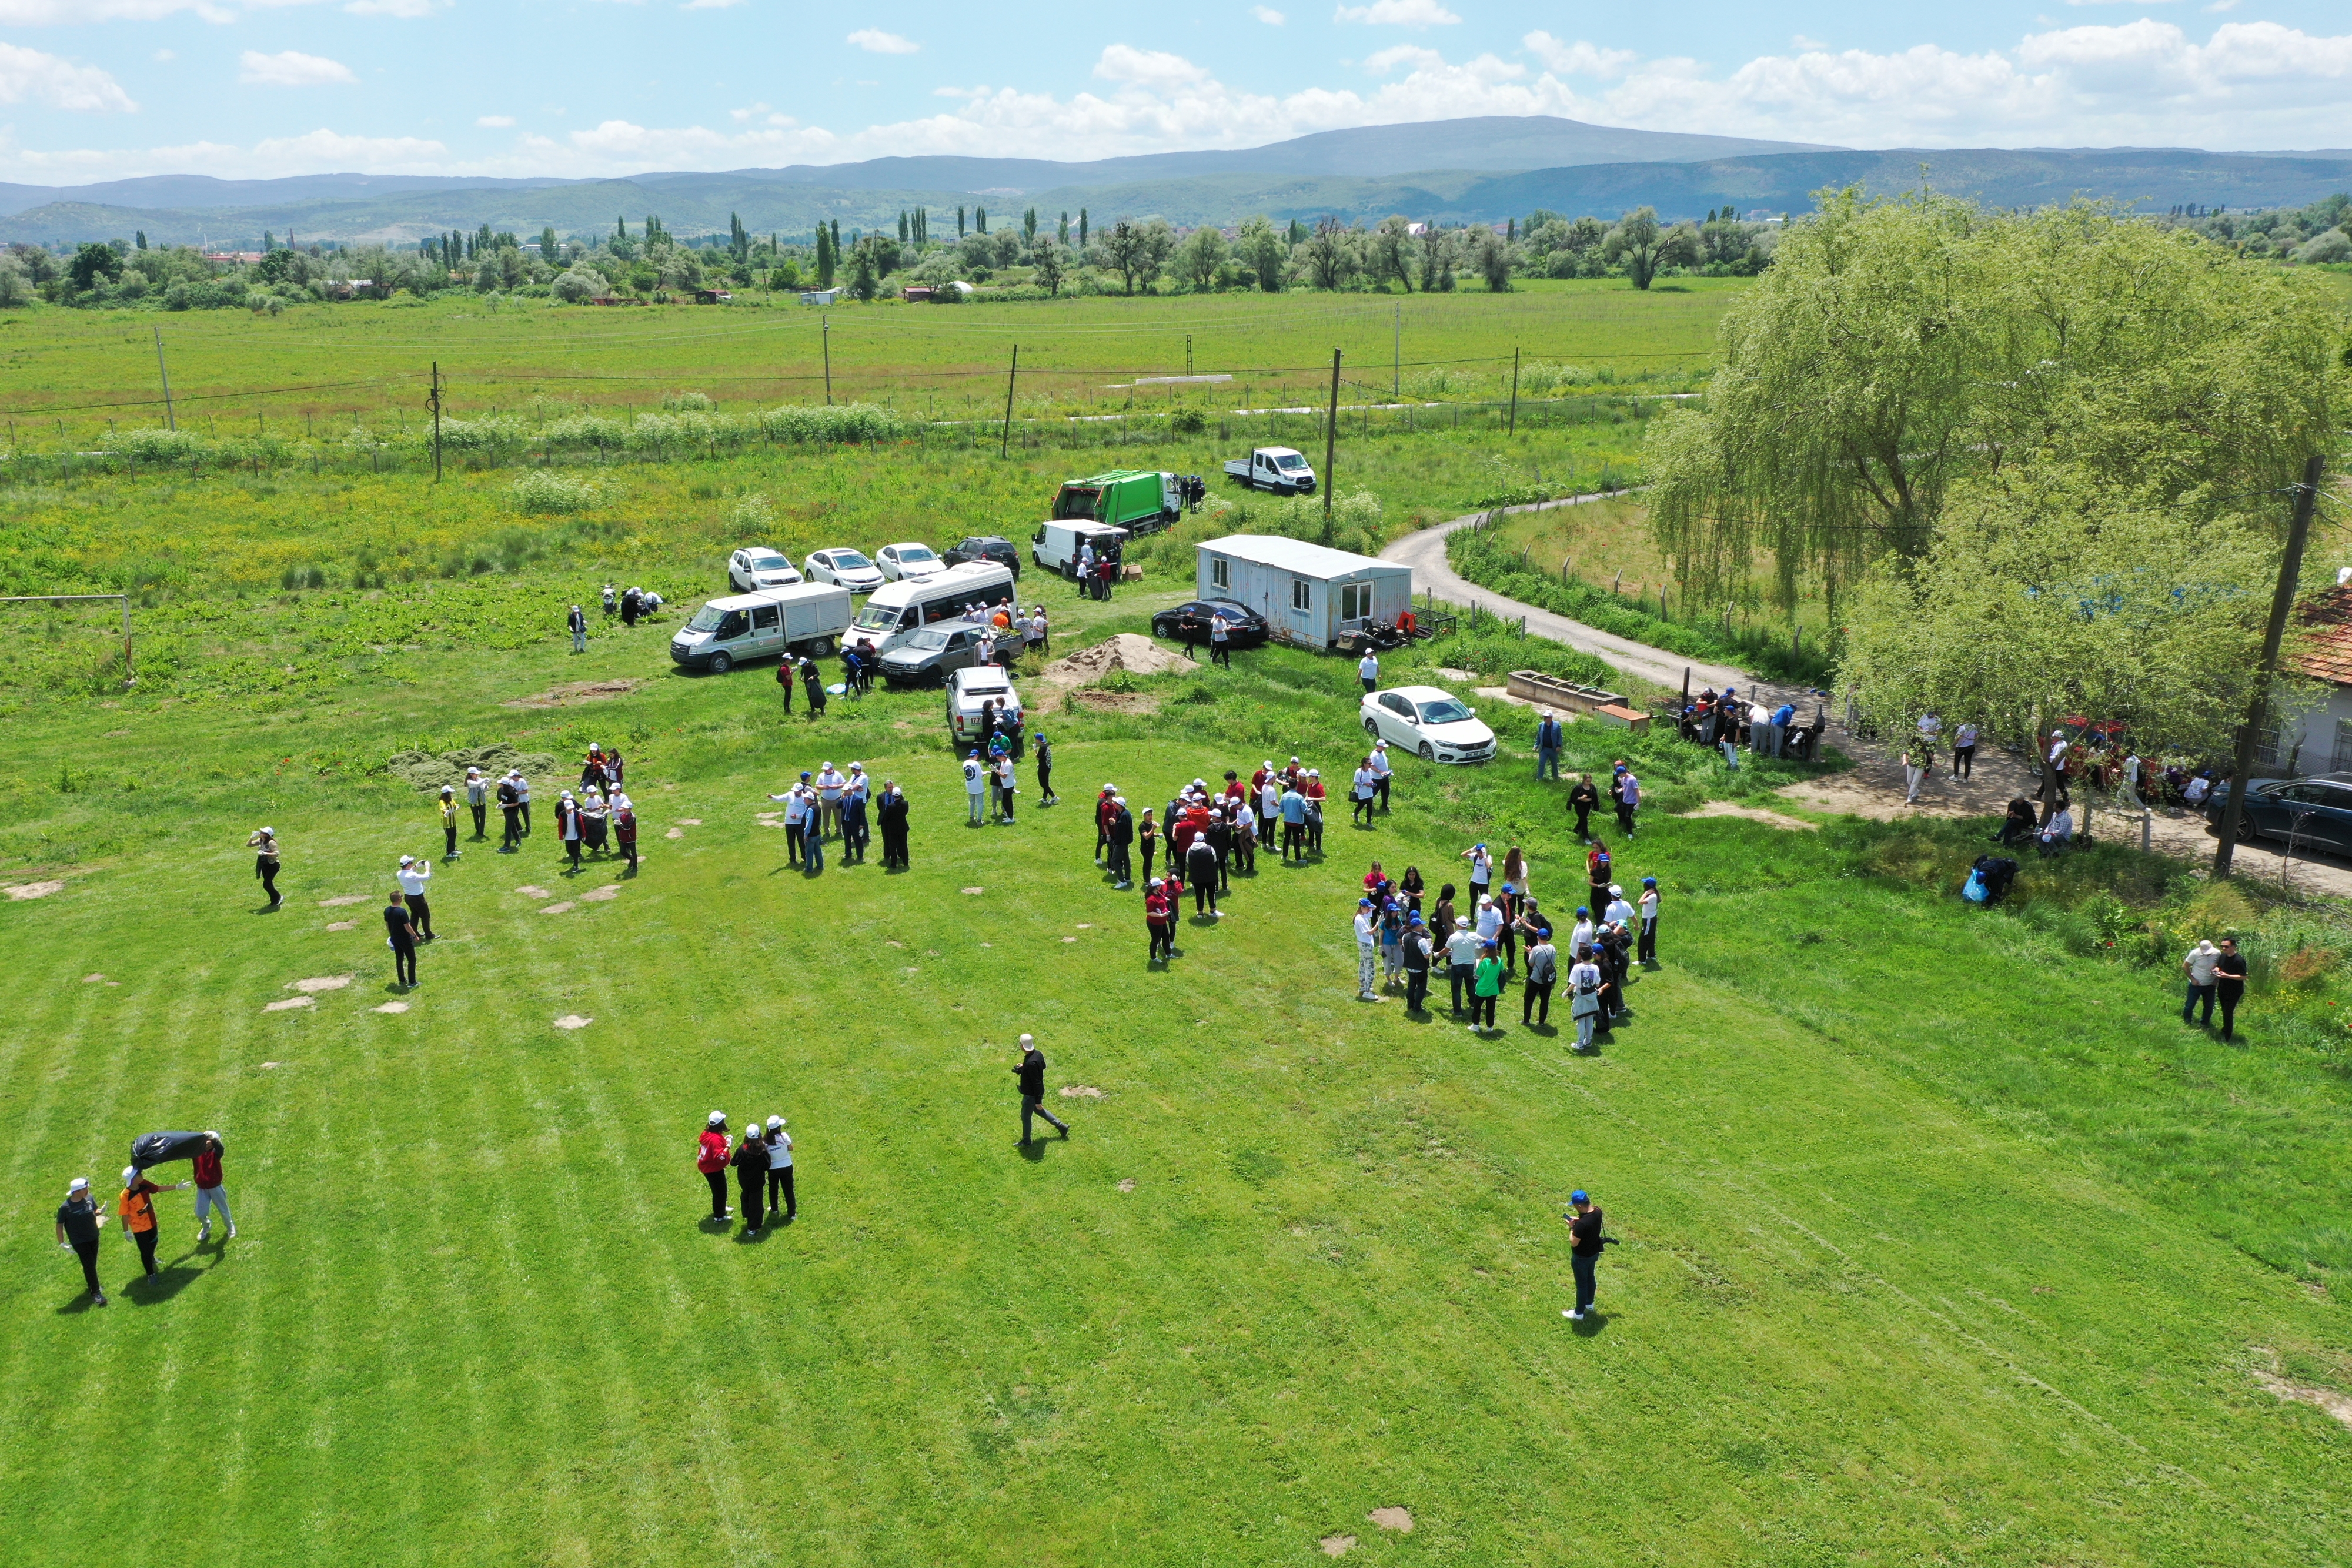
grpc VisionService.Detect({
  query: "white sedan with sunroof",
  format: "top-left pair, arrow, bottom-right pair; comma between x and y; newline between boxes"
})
1361,684 -> 1496,764
877,541 -> 946,581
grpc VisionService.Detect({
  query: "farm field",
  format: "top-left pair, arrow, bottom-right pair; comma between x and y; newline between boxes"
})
0,278 -> 1742,443
3,591 -> 2351,1565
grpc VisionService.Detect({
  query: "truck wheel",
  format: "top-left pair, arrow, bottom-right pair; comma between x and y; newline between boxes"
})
706,651 -> 733,674
810,636 -> 835,657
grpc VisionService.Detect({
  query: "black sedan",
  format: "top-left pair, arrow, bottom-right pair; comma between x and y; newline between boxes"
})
1152,599 -> 1270,648
2204,772 -> 2352,854
944,535 -> 1021,578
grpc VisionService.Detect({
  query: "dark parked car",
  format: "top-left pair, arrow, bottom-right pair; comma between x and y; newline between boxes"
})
1151,599 -> 1269,648
2204,773 -> 2352,854
876,618 -> 1008,686
943,535 -> 1021,578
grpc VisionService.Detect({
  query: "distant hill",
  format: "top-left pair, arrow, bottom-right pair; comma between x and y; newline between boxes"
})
1,119 -> 2348,248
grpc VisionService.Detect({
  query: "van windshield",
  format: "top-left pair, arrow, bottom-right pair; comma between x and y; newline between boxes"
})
1275,454 -> 1307,471
853,602 -> 905,631
688,605 -> 728,632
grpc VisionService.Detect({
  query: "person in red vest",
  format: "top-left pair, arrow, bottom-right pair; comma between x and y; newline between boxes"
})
1145,878 -> 1174,962
193,1132 -> 234,1243
694,1112 -> 732,1222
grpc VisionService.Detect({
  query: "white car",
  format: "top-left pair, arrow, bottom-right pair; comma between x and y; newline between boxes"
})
876,541 -> 945,581
1361,684 -> 1497,765
947,664 -> 1024,755
728,547 -> 802,592
804,547 -> 886,593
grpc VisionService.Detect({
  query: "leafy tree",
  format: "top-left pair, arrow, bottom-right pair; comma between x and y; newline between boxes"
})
1469,225 -> 1511,292
1100,220 -> 1147,295
135,229 -> 146,250
1137,218 -> 1175,292
1078,208 -> 1088,248
1647,192 -> 2344,611
1236,216 -> 1286,293
1176,225 -> 1226,291
846,238 -> 880,300
68,241 -> 122,292
1602,206 -> 1663,289
1372,216 -> 1415,292
0,254 -> 31,309
1058,210 -> 1070,245
957,205 -> 966,238
1031,240 -> 1068,296
1417,226 -> 1455,292
1024,206 -> 1038,245
552,265 -> 602,302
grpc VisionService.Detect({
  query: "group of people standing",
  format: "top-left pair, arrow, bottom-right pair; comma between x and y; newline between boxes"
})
552,746 -> 639,875
1676,687 -> 1824,767
1563,758 -> 1643,842
694,1111 -> 797,1233
53,1132 -> 233,1306
771,761 -> 903,871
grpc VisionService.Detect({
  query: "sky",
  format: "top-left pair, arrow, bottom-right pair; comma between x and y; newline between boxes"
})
0,1 -> 2348,186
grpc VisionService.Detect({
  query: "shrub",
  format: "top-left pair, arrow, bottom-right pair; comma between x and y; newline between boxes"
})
757,402 -> 903,444
729,493 -> 776,531
509,470 -> 605,516
1170,407 -> 1208,435
106,427 -> 205,464
661,390 -> 716,412
2279,945 -> 2337,988
552,266 -> 603,303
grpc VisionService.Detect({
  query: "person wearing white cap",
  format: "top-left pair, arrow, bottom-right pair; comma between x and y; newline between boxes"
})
1603,884 -> 1635,929
440,784 -> 461,861
56,1176 -> 108,1305
1013,1034 -> 1070,1144
496,771 -> 523,851
556,790 -> 584,872
613,792 -> 639,873
569,602 -> 588,653
841,764 -> 871,862
1351,756 -> 1379,828
396,853 -> 436,941
763,1116 -> 796,1223
816,761 -> 847,838
118,1164 -> 187,1281
730,1115 -> 769,1232
696,1112 -> 733,1222
1354,898 -> 1384,1002
466,765 -> 489,841
1303,768 -> 1327,852
513,768 -> 533,838
1368,740 -> 1393,811
246,825 -> 283,908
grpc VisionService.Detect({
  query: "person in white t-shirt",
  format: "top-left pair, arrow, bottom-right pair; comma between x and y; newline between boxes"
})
763,1115 -> 796,1223
994,754 -> 1018,824
2181,938 -> 2221,1027
816,763 -> 847,838
1368,741 -> 1392,811
1445,917 -> 1482,1014
1636,877 -> 1661,965
1952,722 -> 1980,780
1358,651 -> 1379,693
1568,947 -> 1607,1052
963,752 -> 987,826
1354,899 -> 1382,1001
770,774 -> 812,862
395,854 -> 435,941
1352,760 -> 1379,828
1603,884 -> 1635,929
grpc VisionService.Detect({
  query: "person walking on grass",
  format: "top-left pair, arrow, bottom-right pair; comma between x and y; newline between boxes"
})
763,1116 -> 796,1223
1534,709 -> 1564,781
878,780 -> 911,870
1145,878 -> 1175,963
1210,611 -> 1233,667
731,1118 -> 768,1233
2183,938 -> 2221,1027
1014,1035 -> 1070,1144
192,1132 -> 234,1243
1568,775 -> 1599,842
1358,648 -> 1379,694
1614,766 -> 1640,838
396,855 -> 435,941
385,889 -> 419,988
556,792 -> 584,872
1953,721 -> 1979,780
964,752 -> 987,827
1569,945 -> 1607,1052
2215,937 -> 2249,1043
1369,741 -> 1392,812
56,1176 -> 108,1306
569,603 -> 588,654
1034,731 -> 1057,807
119,1165 -> 186,1281
1563,1190 -> 1607,1321
1354,899 -> 1383,1002
614,795 -> 639,873
1522,929 -> 1559,1027
497,775 -> 522,852
248,825 -> 283,908
466,766 -> 489,841
1352,757 -> 1378,828
1470,941 -> 1505,1034
696,1112 -> 732,1222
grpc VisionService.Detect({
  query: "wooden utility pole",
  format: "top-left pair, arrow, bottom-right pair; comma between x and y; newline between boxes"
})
822,315 -> 833,406
1508,346 -> 1521,436
1392,303 -> 1400,399
427,361 -> 443,482
1322,348 -> 1341,525
152,327 -> 175,432
1000,344 -> 1019,460
2214,453 -> 2325,878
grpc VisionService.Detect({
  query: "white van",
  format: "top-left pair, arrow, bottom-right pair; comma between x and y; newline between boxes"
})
670,582 -> 852,673
1033,520 -> 1130,579
843,560 -> 1018,656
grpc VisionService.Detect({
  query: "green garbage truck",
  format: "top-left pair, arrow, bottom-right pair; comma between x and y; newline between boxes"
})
1050,470 -> 1187,536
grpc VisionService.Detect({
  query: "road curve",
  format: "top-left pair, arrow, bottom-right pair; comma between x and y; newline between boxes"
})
1380,494 -> 1746,696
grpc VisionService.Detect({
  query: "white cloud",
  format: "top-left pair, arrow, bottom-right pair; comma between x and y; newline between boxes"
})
0,42 -> 136,111
1094,44 -> 1212,86
1522,31 -> 1635,78
1790,35 -> 1829,52
476,114 -> 515,128
846,28 -> 918,54
1333,0 -> 1460,26
345,0 -> 443,14
153,48 -> 175,61
683,0 -> 745,9
0,0 -> 336,18
239,49 -> 357,86
1252,5 -> 1285,22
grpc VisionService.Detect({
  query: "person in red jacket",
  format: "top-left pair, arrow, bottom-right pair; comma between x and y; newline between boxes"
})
1145,878 -> 1174,964
695,1112 -> 732,1222
1094,785 -> 1117,865
193,1131 -> 233,1243
613,796 -> 639,874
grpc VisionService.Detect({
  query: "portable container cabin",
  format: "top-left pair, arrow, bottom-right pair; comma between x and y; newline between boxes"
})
1194,535 -> 1414,650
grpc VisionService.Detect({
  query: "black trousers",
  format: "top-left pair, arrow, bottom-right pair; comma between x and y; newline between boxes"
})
1615,803 -> 1636,835
1307,809 -> 1324,851
1522,980 -> 1553,1024
406,893 -> 432,940
1474,994 -> 1497,1027
620,838 -> 638,871
1404,966 -> 1429,1012
520,801 -> 532,834
1571,1252 -> 1598,1314
502,807 -> 522,848
1212,640 -> 1231,666
1376,775 -> 1390,810
786,824 -> 804,864
1140,840 -> 1157,882
471,800 -> 487,835
883,827 -> 908,868
1638,917 -> 1658,964
257,856 -> 279,901
1148,921 -> 1172,961
445,825 -> 458,857
1953,745 -> 1975,778
133,1226 -> 159,1276
1193,876 -> 1218,914
703,1168 -> 729,1219
737,1173 -> 763,1230
1038,764 -> 1054,801
1573,806 -> 1592,839
2219,984 -> 2243,1040
392,940 -> 417,986
1354,795 -> 1374,826
1449,963 -> 1475,1011
565,839 -> 582,869
766,1166 -> 796,1218
73,1241 -> 100,1295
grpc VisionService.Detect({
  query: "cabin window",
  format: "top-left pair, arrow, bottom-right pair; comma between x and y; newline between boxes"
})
1291,577 -> 1312,612
1338,582 -> 1372,621
1211,557 -> 1230,590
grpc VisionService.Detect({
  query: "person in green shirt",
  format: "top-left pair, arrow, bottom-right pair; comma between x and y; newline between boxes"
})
1471,941 -> 1505,1033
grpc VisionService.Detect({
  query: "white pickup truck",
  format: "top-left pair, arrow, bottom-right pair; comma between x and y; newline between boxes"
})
1222,446 -> 1316,496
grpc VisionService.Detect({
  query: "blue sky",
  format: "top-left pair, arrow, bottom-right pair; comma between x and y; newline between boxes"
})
1,1 -> 2348,184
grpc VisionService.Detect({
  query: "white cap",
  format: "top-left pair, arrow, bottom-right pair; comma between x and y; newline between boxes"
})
1018,1032 -> 1035,1047
1375,740 -> 1388,749
707,1110 -> 726,1126
467,766 -> 481,776
259,826 -> 273,835
399,855 -> 415,866
1609,884 -> 1622,897
121,1165 -> 139,1186
68,1176 -> 88,1193
767,1115 -> 784,1130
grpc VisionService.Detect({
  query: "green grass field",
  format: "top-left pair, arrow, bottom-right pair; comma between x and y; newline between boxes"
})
4,583 -> 2350,1565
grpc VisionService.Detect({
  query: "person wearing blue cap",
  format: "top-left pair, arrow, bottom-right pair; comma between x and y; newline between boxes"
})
1637,877 -> 1661,965
1563,1191 -> 1606,1321
1400,912 -> 1432,1013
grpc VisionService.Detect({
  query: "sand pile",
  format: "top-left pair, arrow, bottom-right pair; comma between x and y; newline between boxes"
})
1038,634 -> 1199,690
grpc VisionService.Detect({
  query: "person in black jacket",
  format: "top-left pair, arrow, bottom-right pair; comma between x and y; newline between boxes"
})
2214,937 -> 2249,1043
1568,774 -> 1600,842
1106,795 -> 1135,888
1185,831 -> 1220,916
877,780 -> 911,870
801,656 -> 826,717
497,775 -> 522,852
1563,1190 -> 1606,1321
55,1176 -> 107,1306
730,1124 -> 769,1232
1013,1034 -> 1069,1144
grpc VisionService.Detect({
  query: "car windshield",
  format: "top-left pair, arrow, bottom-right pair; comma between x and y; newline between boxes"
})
902,629 -> 950,651
1275,454 -> 1307,470
1416,698 -> 1474,725
853,603 -> 903,631
831,551 -> 873,570
897,546 -> 937,563
749,554 -> 790,570
687,605 -> 727,632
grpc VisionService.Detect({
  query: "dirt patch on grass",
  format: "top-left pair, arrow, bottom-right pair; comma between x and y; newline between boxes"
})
2253,1362 -> 2352,1432
961,886 -> 985,895
372,1001 -> 410,1014
504,679 -> 644,710
1368,1507 -> 1414,1533
325,920 -> 356,932
1320,1536 -> 1355,1557
288,974 -> 354,993
1679,800 -> 1820,833
1070,688 -> 1161,714
319,894 -> 369,907
1039,634 -> 1197,690
385,743 -> 559,795
552,1014 -> 593,1030
665,827 -> 685,840
539,901 -> 576,914
4,880 -> 65,900
1117,1178 -> 1136,1192
1060,1085 -> 1104,1099
263,996 -> 313,1012
580,885 -> 622,902
515,885 -> 551,898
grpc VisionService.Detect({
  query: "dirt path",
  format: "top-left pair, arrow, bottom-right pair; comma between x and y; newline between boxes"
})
1384,507 -> 2352,900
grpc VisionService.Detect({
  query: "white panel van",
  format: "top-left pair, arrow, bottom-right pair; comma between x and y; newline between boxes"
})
842,561 -> 1018,656
670,582 -> 852,673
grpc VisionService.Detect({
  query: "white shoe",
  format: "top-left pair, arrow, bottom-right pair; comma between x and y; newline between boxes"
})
227,1225 -> 237,1238
198,1226 -> 209,1243
1563,1309 -> 1579,1319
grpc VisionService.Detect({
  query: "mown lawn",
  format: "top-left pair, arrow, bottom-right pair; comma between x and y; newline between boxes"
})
1,597 -> 2347,1567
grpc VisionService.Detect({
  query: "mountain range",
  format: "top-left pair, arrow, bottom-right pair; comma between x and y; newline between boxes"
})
1,116 -> 2346,249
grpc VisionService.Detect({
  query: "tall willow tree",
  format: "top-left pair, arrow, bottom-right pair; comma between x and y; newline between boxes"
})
1646,193 -> 2343,615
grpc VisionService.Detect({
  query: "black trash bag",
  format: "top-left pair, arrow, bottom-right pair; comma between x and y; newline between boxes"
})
131,1129 -> 207,1169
